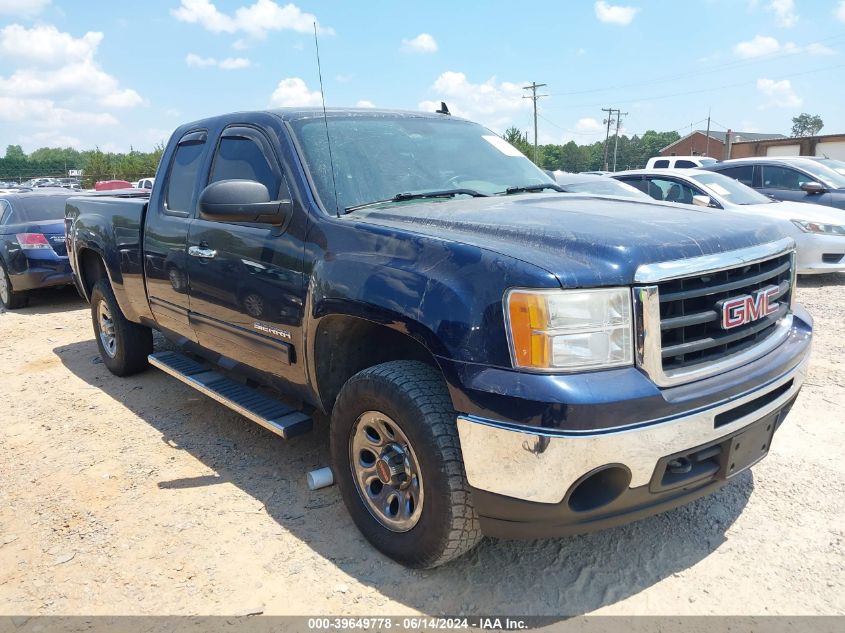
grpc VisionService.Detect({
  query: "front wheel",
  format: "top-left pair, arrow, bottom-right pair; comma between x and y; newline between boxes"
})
90,278 -> 153,376
330,360 -> 482,568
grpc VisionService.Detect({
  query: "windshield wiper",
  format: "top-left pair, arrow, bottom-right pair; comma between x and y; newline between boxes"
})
501,183 -> 565,195
343,188 -> 489,214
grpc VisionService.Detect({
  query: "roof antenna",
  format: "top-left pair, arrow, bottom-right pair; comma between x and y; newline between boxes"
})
314,21 -> 340,217
435,101 -> 450,115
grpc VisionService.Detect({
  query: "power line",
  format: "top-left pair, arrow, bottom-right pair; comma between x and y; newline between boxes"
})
523,82 -> 547,163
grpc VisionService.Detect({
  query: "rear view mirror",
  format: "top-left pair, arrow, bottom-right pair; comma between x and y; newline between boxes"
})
692,194 -> 712,207
198,179 -> 291,224
800,181 -> 826,194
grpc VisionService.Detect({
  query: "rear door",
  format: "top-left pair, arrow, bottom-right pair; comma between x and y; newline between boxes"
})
143,129 -> 208,342
186,121 -> 307,383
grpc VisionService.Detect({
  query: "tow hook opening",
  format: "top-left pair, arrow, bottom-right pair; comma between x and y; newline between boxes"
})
567,465 -> 631,513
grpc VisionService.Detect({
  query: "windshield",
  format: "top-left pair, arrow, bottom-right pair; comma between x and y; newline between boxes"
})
688,171 -> 774,205
5,195 -> 71,223
803,159 -> 845,188
698,157 -> 717,166
290,115 -> 553,212
560,178 -> 648,199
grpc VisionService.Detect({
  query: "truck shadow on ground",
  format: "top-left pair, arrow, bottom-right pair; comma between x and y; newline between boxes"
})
3,286 -> 84,315
54,337 -> 752,617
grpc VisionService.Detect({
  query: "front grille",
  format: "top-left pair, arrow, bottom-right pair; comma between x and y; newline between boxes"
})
46,234 -> 67,256
656,252 -> 792,371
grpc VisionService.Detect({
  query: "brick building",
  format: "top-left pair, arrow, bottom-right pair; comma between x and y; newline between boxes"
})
729,133 -> 845,160
659,130 -> 786,160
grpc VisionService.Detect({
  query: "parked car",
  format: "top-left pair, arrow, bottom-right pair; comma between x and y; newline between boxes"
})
134,177 -> 155,190
67,107 -> 811,568
703,156 -> 845,210
0,188 -> 83,308
552,171 -> 652,200
613,168 -> 845,274
95,180 -> 133,191
646,155 -> 718,169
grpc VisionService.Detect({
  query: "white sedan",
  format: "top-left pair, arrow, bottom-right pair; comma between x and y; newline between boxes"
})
613,168 -> 845,274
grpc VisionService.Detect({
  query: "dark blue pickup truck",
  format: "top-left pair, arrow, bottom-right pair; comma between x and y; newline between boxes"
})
66,108 -> 812,568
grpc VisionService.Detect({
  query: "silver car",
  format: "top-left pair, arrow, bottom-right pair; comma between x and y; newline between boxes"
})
613,168 -> 845,275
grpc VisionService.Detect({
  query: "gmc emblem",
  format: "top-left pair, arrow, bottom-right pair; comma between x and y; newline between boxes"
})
720,285 -> 780,330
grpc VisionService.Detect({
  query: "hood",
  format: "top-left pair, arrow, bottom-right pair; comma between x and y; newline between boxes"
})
753,200 -> 845,225
350,193 -> 787,287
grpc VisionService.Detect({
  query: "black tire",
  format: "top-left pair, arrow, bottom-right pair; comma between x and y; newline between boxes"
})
330,360 -> 482,568
90,277 -> 153,376
0,259 -> 29,309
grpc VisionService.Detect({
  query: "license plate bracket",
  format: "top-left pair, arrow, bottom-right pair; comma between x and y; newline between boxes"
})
726,413 -> 778,478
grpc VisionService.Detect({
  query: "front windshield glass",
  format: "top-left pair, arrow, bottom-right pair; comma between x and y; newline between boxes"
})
562,179 -> 648,199
698,157 -> 717,165
803,160 -> 845,188
689,171 -> 774,205
290,115 -> 552,212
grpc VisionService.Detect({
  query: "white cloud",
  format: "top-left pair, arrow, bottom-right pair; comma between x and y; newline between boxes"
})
734,34 -> 835,58
836,1 -> 845,22
270,77 -> 322,107
768,0 -> 797,27
418,71 -> 531,129
594,1 -> 639,25
172,0 -> 333,39
185,53 -> 251,69
0,0 -> 50,17
0,24 -> 101,66
356,100 -> 376,108
756,77 -> 802,108
0,24 -> 143,109
0,96 -> 118,127
734,35 -> 782,57
401,33 -> 438,53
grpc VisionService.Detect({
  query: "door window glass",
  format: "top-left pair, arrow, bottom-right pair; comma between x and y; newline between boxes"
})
762,165 -> 814,190
675,160 -> 697,168
653,159 -> 670,168
644,178 -> 700,204
210,135 -> 281,198
717,165 -> 754,187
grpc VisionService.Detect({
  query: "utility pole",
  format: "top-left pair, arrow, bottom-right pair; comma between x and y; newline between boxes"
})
705,108 -> 711,156
523,82 -> 547,164
612,110 -> 628,172
602,108 -> 615,171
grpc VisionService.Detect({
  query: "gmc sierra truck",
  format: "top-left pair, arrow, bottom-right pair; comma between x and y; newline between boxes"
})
66,108 -> 812,569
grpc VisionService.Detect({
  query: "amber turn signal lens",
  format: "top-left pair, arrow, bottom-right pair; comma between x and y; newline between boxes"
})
507,291 -> 551,369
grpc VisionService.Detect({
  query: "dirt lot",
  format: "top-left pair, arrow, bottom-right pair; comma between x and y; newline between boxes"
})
0,277 -> 843,617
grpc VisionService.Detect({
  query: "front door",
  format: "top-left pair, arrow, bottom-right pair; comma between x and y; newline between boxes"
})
759,164 -> 833,205
144,129 -> 207,342
186,124 -> 307,384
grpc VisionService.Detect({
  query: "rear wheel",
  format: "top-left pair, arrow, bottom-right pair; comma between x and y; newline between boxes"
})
0,260 -> 28,309
330,360 -> 482,568
90,277 -> 153,376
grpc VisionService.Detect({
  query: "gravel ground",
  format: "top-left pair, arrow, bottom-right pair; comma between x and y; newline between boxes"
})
0,276 -> 843,617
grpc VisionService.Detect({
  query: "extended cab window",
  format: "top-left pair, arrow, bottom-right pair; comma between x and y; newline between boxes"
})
653,159 -> 670,168
675,160 -> 697,168
210,131 -> 283,199
165,131 -> 206,214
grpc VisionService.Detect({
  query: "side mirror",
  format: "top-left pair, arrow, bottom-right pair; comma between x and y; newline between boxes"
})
800,181 -> 826,194
198,179 -> 291,224
692,194 -> 712,207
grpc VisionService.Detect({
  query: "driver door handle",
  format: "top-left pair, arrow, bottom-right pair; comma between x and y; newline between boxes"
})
188,245 -> 217,259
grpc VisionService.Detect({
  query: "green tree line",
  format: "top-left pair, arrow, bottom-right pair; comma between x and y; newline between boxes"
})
503,127 -> 682,172
0,144 -> 164,188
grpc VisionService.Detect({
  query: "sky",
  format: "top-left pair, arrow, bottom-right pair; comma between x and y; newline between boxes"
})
1,0 -> 845,154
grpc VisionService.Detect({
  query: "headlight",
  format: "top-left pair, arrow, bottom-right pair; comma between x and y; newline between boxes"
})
505,288 -> 633,371
791,220 -> 845,236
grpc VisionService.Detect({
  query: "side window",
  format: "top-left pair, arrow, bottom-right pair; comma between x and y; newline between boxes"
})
210,131 -> 283,199
718,165 -> 754,187
653,159 -> 670,168
675,160 -> 697,168
165,131 -> 207,214
0,200 -> 10,224
616,176 -> 647,194
645,178 -> 698,204
762,165 -> 813,190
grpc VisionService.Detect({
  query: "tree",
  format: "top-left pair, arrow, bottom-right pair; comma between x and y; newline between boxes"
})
791,113 -> 823,137
502,126 -> 533,158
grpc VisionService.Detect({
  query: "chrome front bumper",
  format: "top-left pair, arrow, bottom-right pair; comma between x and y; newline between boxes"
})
457,354 -> 808,504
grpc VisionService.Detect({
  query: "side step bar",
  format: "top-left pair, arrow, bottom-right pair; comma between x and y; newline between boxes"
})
148,351 -> 312,439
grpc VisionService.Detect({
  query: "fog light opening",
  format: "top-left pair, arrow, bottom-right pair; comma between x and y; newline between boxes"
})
567,464 -> 631,513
